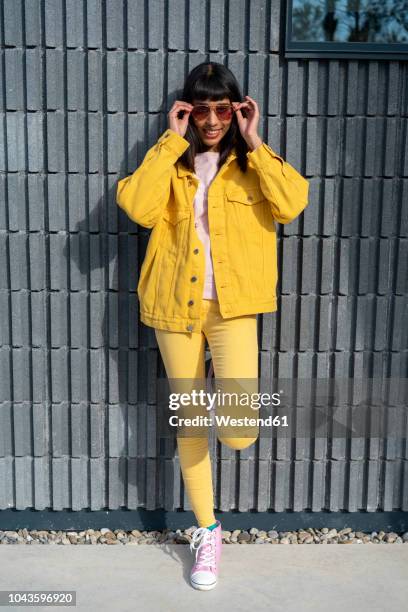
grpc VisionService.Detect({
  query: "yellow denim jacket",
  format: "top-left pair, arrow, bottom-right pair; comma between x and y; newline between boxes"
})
116,128 -> 309,334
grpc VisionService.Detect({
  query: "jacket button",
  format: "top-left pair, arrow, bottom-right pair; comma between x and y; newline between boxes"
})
186,324 -> 194,331
193,248 -> 199,254
190,276 -> 197,282
247,195 -> 253,201
188,300 -> 194,306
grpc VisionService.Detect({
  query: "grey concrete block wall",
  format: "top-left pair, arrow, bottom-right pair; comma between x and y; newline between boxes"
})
0,1 -> 407,514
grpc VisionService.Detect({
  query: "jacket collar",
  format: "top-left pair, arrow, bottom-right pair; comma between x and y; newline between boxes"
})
176,148 -> 238,178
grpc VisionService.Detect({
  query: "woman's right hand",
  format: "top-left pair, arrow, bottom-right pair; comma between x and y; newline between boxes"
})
168,100 -> 194,138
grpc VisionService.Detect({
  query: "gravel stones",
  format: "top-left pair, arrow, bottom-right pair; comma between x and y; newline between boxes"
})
0,528 -> 407,545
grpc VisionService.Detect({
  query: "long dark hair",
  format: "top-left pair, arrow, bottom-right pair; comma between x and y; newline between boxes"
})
177,62 -> 249,174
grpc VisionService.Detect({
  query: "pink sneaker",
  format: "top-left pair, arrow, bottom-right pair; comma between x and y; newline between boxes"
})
189,520 -> 222,590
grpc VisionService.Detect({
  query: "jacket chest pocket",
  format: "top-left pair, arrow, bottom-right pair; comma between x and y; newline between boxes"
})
161,207 -> 190,255
226,187 -> 266,232
226,186 -> 266,206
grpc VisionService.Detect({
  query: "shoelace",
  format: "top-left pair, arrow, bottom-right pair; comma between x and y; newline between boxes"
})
190,526 -> 216,568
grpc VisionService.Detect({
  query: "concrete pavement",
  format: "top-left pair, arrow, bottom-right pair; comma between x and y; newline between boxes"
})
0,544 -> 407,611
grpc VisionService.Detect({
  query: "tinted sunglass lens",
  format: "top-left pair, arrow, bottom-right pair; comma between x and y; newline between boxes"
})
216,106 -> 232,119
192,106 -> 209,119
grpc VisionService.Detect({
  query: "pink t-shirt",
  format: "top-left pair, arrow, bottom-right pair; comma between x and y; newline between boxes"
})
193,152 -> 220,300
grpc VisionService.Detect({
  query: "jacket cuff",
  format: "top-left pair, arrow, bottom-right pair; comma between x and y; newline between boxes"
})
246,142 -> 287,176
157,128 -> 190,157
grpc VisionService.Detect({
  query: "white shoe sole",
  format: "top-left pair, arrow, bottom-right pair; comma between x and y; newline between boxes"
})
190,578 -> 217,591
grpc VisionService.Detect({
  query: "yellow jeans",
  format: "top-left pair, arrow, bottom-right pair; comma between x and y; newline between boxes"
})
154,298 -> 259,528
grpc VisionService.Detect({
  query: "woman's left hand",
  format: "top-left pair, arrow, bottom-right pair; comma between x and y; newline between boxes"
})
232,95 -> 263,151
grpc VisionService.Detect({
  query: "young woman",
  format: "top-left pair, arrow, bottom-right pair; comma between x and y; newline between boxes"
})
116,62 -> 309,591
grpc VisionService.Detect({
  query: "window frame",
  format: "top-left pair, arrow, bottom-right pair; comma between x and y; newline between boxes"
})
285,0 -> 408,60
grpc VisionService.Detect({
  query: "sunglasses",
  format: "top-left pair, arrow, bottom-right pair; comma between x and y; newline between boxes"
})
190,103 -> 234,121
